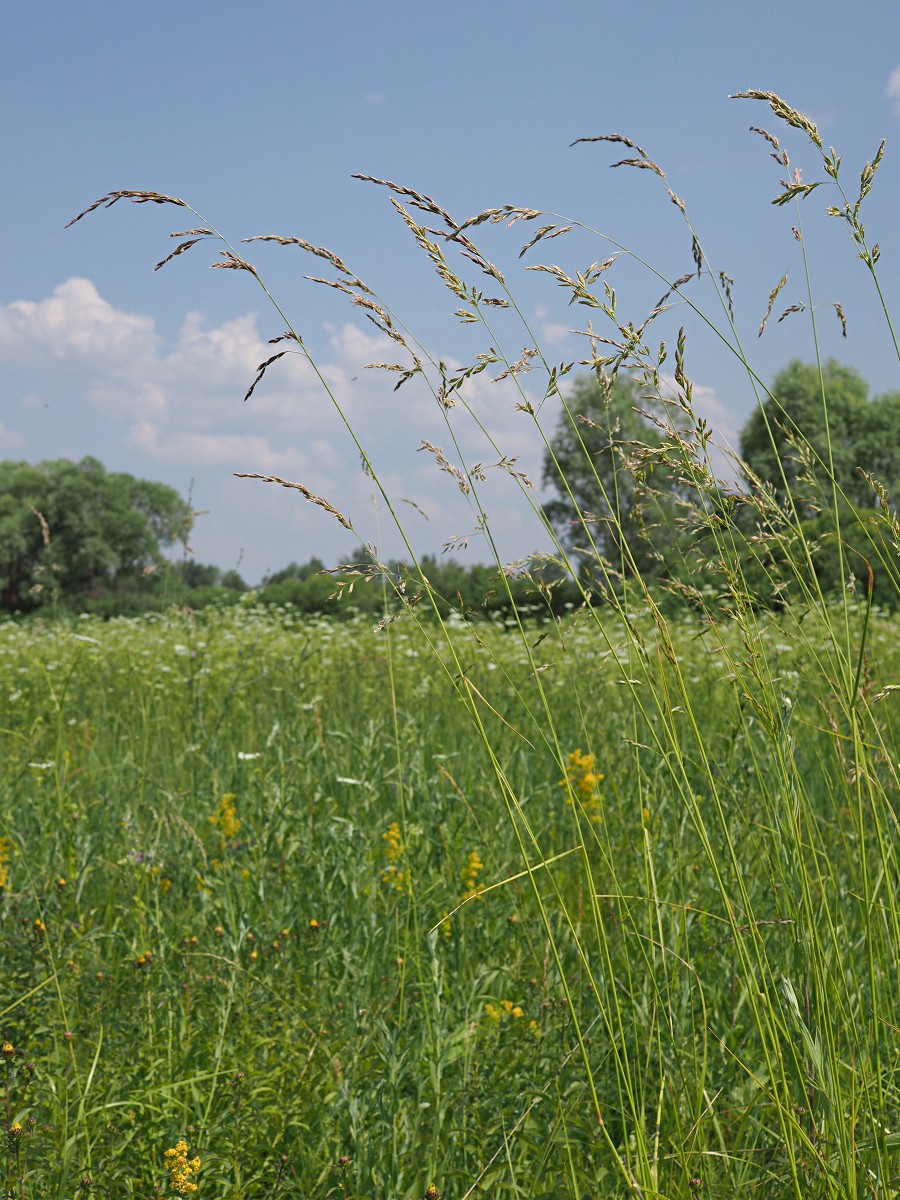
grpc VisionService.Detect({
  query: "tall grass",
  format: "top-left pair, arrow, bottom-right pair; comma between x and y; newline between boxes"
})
3,92 -> 900,1199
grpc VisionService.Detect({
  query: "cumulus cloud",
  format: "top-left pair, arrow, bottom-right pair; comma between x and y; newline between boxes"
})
887,64 -> 900,116
0,278 -> 159,366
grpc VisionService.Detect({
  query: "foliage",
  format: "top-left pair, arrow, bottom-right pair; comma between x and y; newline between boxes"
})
0,457 -> 193,612
739,358 -> 900,511
541,372 -> 679,576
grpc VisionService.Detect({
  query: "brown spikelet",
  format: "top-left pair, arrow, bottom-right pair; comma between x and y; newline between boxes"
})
210,250 -> 258,275
749,126 -> 789,168
66,190 -> 189,228
494,456 -> 535,488
244,352 -> 289,403
350,174 -> 454,225
493,347 -> 538,382
234,473 -> 353,531
610,157 -> 665,178
731,91 -> 822,149
418,441 -> 470,495
758,271 -> 788,336
833,301 -> 848,338
243,235 -> 365,285
154,238 -> 206,271
777,303 -> 805,323
571,133 -> 650,159
518,224 -> 573,259
447,206 -> 543,238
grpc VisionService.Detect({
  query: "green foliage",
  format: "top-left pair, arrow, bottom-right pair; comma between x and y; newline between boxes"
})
739,359 -> 900,511
541,373 -> 679,578
0,458 -> 193,613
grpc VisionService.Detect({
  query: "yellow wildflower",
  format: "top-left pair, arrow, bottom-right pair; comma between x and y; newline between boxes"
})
0,838 -> 10,892
485,999 -> 527,1025
460,850 -> 483,900
164,1139 -> 201,1195
558,748 -> 604,822
380,822 -> 409,893
208,794 -> 240,842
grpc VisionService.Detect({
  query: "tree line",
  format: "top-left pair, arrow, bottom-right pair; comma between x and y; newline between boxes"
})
2,358 -> 899,619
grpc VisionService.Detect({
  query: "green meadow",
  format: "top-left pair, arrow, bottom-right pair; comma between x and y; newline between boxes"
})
3,596 -> 900,1200
5,90 -> 900,1200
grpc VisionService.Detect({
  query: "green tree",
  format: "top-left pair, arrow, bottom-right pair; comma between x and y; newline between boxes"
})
541,372 -> 677,571
0,457 -> 192,612
739,359 -> 900,511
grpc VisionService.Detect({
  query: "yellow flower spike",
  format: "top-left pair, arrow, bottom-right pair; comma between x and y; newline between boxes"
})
164,1138 -> 201,1196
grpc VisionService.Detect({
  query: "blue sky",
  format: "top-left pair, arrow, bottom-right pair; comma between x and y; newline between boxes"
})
3,0 -> 899,582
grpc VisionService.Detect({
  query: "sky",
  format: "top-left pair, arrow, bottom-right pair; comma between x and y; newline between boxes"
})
3,0 -> 900,583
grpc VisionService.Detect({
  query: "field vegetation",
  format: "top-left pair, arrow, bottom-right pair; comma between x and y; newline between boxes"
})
3,91 -> 900,1200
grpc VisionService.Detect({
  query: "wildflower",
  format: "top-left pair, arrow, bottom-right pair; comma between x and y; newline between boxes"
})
34,917 -> 46,933
164,1139 -> 201,1195
1,1042 -> 14,1060
208,794 -> 240,843
0,838 -> 12,891
424,1186 -> 440,1200
309,918 -> 319,930
8,1122 -> 24,1141
460,850 -> 484,900
484,1000 -> 528,1027
380,822 -> 410,893
558,748 -> 604,823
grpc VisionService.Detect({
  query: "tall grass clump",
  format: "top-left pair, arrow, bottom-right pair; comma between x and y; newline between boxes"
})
4,91 -> 899,1199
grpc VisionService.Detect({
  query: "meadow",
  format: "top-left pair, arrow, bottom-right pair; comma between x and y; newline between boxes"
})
3,593 -> 900,1200
5,90 -> 900,1200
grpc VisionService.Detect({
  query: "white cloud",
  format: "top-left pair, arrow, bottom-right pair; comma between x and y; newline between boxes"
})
0,278 -> 159,366
533,304 -> 574,349
0,277 -> 573,572
0,421 -> 25,452
887,64 -> 900,116
127,422 -> 304,471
